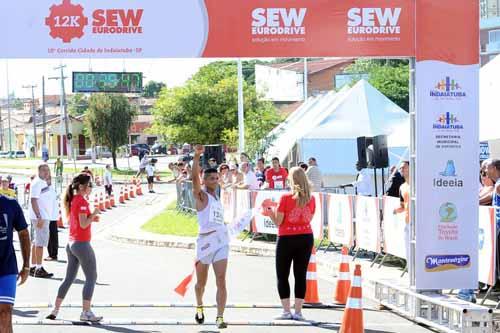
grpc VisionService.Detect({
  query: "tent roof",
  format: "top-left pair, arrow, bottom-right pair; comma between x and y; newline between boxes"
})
480,54 -> 500,141
302,79 -> 408,140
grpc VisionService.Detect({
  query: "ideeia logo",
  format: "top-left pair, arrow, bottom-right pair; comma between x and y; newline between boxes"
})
425,254 -> 470,272
433,112 -> 463,130
433,160 -> 463,188
251,8 -> 307,35
430,77 -> 466,98
347,8 -> 401,35
45,0 -> 144,43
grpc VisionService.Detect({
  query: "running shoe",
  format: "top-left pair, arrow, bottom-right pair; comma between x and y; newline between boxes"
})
274,312 -> 293,320
29,267 -> 35,277
216,316 -> 227,329
195,306 -> 205,324
292,312 -> 306,321
34,267 -> 54,278
80,310 -> 103,323
44,257 -> 57,261
46,309 -> 59,320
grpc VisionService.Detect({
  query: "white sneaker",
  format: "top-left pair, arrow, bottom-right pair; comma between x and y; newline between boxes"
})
292,312 -> 306,321
80,310 -> 103,323
274,312 -> 293,320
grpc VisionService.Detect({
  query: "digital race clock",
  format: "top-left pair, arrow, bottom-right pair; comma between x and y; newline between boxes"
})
72,72 -> 143,93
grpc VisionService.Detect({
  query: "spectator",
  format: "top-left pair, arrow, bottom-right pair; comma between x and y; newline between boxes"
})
208,158 -> 218,169
218,164 -> 231,188
305,157 -> 323,192
28,164 -> 54,278
0,176 -> 16,199
81,167 -> 94,182
480,159 -> 494,205
352,162 -> 374,196
103,165 -> 113,197
240,152 -> 250,164
136,153 -> 149,178
488,160 -> 500,279
393,161 -> 410,257
255,158 -> 266,187
146,161 -> 156,193
264,157 -> 288,190
46,175 -> 59,262
386,165 -> 405,198
229,164 -> 243,186
54,157 -> 63,178
236,162 -> 260,190
298,162 -> 308,172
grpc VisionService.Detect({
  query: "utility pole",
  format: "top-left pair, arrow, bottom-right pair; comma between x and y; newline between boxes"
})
237,59 -> 245,153
23,84 -> 38,157
49,65 -> 70,159
42,76 -> 47,147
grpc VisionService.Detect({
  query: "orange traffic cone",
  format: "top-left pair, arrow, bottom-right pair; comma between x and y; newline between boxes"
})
129,184 -> 136,198
136,182 -> 142,196
339,265 -> 364,333
335,247 -> 352,304
155,175 -> 161,181
119,188 -> 125,203
99,193 -> 105,211
57,209 -> 64,228
304,247 -> 321,304
105,194 -> 111,210
124,186 -> 129,200
110,193 -> 116,207
93,197 -> 100,222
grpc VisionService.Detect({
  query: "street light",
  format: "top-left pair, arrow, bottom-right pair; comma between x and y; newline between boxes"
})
22,84 -> 38,158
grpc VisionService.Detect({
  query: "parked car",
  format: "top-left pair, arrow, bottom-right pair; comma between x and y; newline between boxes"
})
151,143 -> 167,155
128,144 -> 150,156
14,151 -> 26,158
0,151 -> 8,158
85,146 -> 112,159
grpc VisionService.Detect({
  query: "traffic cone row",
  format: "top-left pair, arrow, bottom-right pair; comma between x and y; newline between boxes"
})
305,247 -> 321,305
335,247 -> 351,304
340,265 -> 364,333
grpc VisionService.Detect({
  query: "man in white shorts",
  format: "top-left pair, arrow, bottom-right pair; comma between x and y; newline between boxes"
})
28,164 -> 54,278
192,144 -> 229,329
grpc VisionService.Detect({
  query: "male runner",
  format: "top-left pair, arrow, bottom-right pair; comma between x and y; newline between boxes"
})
192,144 -> 228,329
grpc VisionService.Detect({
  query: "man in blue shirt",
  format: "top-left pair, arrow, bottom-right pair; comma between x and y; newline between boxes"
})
0,194 -> 31,332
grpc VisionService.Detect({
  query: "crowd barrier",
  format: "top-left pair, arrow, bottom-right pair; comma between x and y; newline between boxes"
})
176,182 -> 498,293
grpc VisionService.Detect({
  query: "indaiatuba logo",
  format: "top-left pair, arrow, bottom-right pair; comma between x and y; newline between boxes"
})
347,8 -> 401,35
430,77 -> 466,98
251,8 -> 307,35
45,0 -> 144,43
425,254 -> 470,272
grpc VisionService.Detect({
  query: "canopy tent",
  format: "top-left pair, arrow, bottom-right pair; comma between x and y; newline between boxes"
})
480,54 -> 500,141
266,79 -> 409,181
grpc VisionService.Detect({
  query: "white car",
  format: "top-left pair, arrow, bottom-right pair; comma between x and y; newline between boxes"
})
0,151 -> 8,158
14,151 -> 26,158
85,147 -> 112,159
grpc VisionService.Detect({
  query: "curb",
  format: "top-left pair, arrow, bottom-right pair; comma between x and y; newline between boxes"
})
109,233 -> 276,257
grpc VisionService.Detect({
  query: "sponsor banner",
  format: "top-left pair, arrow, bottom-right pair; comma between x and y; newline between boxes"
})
327,194 -> 353,247
2,0 -> 415,58
310,193 -> 323,240
354,196 -> 380,253
415,61 -> 479,289
480,142 -> 490,162
221,188 -> 235,224
382,196 -> 407,260
478,206 -> 496,286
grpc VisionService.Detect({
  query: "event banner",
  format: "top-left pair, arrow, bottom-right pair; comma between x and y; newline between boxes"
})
327,194 -> 353,247
382,196 -> 407,260
354,196 -> 380,253
1,0 -> 415,58
414,0 -> 479,289
478,207 -> 496,286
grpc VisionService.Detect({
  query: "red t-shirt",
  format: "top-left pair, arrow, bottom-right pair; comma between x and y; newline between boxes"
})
265,168 -> 288,189
69,194 -> 92,242
277,193 -> 315,236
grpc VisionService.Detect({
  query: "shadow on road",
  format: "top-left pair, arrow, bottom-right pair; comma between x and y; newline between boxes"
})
12,309 -> 39,318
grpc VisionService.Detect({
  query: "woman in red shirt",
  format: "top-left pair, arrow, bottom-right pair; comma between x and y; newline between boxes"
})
46,173 -> 102,322
265,167 -> 315,321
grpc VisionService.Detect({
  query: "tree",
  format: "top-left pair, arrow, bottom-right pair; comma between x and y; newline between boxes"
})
67,93 -> 89,116
85,94 -> 136,168
344,59 -> 410,111
151,62 -> 282,157
142,81 -> 166,98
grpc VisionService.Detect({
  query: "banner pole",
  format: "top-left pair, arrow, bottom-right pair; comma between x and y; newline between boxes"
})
409,57 -> 416,289
237,59 -> 245,153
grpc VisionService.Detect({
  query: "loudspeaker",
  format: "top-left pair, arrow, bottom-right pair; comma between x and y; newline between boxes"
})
202,144 -> 225,168
372,135 -> 389,168
356,136 -> 373,169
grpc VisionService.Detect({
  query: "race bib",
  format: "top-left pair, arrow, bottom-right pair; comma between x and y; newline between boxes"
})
274,181 -> 284,189
210,203 -> 224,225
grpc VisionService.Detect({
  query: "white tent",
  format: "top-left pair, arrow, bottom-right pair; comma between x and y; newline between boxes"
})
266,79 -> 409,184
480,55 -> 500,141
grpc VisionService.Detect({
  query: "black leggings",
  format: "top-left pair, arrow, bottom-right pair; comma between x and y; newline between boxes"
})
275,233 -> 314,300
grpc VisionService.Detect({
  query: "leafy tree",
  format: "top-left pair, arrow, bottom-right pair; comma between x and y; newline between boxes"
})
151,62 -> 282,157
67,93 -> 89,116
344,59 -> 409,111
142,81 -> 166,98
85,94 -> 136,168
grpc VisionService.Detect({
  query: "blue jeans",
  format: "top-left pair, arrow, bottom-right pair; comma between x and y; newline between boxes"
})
458,289 -> 474,299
